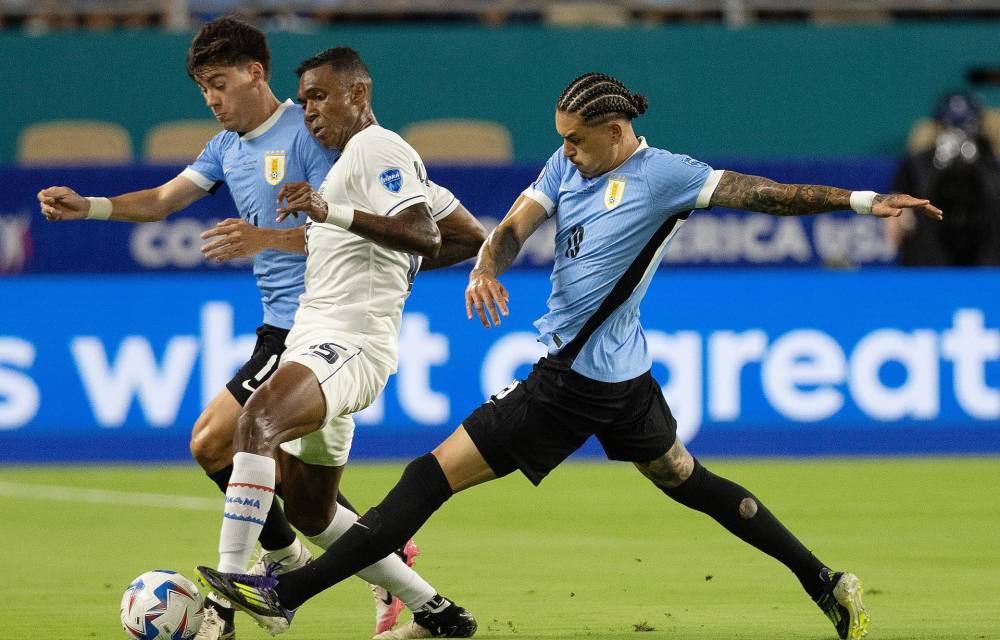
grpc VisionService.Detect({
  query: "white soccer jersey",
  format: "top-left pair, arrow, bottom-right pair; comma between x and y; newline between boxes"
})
287,124 -> 458,370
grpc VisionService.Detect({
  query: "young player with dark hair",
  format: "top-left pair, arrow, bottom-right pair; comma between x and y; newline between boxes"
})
37,18 -> 484,640
197,72 -> 943,640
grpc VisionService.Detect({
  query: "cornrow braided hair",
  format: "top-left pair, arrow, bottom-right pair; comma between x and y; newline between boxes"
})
556,72 -> 648,124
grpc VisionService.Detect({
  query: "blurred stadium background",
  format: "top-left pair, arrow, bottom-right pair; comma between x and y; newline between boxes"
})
1,2 -> 998,639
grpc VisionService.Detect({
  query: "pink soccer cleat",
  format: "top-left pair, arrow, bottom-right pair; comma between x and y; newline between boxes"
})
372,539 -> 421,635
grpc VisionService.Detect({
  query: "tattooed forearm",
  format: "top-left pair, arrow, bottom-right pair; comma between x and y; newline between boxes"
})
709,171 -> 854,216
473,224 -> 522,278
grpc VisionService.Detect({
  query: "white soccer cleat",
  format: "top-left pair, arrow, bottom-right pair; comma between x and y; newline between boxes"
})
249,538 -> 313,576
372,539 -> 421,635
194,605 -> 235,640
374,620 -> 434,640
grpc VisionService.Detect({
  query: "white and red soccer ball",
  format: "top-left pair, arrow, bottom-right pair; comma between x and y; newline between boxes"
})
120,570 -> 205,639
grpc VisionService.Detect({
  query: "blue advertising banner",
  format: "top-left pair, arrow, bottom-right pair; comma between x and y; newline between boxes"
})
0,159 -> 899,274
1,269 -> 998,462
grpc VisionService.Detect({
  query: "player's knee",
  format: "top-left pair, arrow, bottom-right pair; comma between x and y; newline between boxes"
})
189,413 -> 233,471
283,498 -> 335,537
236,394 -> 284,456
635,445 -> 695,489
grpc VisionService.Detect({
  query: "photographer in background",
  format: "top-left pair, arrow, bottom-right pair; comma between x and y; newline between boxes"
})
889,92 -> 1000,265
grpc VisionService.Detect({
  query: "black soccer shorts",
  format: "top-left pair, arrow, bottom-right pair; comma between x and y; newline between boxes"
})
225,324 -> 289,406
463,356 -> 677,485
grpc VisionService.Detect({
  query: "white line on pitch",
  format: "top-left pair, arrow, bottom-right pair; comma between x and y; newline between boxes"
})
0,481 -> 220,511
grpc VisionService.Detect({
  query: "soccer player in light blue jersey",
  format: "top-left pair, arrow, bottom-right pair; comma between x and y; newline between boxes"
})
37,17 -> 483,640
198,73 -> 945,640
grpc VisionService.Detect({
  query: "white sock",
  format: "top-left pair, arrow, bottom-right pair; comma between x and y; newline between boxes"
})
218,452 -> 276,573
307,505 -> 435,610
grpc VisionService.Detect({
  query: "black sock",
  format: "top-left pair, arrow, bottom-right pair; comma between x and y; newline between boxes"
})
662,458 -> 826,601
276,453 -> 453,609
207,464 -> 296,552
207,594 -> 236,624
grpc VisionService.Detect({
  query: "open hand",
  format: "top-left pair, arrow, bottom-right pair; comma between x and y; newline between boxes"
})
872,193 -> 943,221
465,268 -> 510,328
201,218 -> 265,262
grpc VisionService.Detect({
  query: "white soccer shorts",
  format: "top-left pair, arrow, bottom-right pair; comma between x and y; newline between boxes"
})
277,333 -> 391,467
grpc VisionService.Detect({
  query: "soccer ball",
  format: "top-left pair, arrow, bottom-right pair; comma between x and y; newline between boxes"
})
120,570 -> 205,639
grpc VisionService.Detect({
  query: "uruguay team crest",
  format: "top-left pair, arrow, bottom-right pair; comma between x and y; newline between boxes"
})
380,168 -> 403,193
604,175 -> 626,210
264,151 -> 286,186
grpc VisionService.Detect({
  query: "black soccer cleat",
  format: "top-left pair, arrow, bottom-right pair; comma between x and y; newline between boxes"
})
373,596 -> 477,639
814,568 -> 869,639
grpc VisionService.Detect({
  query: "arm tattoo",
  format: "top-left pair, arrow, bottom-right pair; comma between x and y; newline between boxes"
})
710,171 -> 853,216
473,225 -> 522,278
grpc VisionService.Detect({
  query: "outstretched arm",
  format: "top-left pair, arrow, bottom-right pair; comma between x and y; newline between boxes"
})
421,204 -> 487,271
465,195 -> 548,328
709,171 -> 943,220
38,174 -> 209,223
201,219 -> 307,262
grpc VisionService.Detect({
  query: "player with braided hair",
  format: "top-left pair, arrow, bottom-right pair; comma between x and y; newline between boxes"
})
197,71 -> 943,640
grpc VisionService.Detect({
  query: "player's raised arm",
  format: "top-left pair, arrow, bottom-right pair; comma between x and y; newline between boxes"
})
708,170 -> 944,220
37,174 -> 208,223
466,194 -> 548,328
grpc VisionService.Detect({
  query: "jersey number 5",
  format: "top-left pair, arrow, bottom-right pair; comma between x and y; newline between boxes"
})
307,342 -> 344,364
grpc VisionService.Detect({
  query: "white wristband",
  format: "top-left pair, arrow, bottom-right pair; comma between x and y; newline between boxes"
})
85,197 -> 112,220
325,202 -> 354,229
849,191 -> 877,216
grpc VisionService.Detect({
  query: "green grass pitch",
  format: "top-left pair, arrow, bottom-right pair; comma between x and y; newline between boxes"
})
1,457 -> 998,639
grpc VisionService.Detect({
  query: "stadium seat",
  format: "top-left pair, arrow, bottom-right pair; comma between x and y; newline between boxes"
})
17,120 -> 133,165
401,119 -> 513,164
143,120 -> 221,164
543,2 -> 631,27
905,118 -> 938,153
983,108 -> 1000,151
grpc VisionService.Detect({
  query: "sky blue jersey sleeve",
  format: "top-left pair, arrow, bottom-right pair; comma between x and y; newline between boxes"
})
521,148 -> 565,217
181,133 -> 227,191
643,151 -> 723,216
296,129 -> 339,189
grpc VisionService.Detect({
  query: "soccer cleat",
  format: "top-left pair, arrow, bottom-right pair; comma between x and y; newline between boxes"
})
372,539 -> 422,634
196,565 -> 293,637
194,605 -> 236,640
249,539 -> 313,577
373,598 -> 477,639
815,569 -> 869,640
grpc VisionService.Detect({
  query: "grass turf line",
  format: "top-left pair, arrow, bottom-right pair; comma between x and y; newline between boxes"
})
0,458 -> 997,639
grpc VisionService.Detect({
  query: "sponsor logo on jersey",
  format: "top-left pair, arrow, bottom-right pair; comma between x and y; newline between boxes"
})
380,168 -> 404,193
604,175 -> 626,210
264,151 -> 286,186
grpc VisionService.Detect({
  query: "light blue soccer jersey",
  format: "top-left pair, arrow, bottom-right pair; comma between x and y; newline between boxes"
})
182,99 -> 339,329
522,138 -> 721,382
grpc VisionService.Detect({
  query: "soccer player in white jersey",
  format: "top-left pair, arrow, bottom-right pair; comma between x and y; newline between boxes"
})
196,72 -> 945,640
37,18 -> 483,640
195,48 -> 479,639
